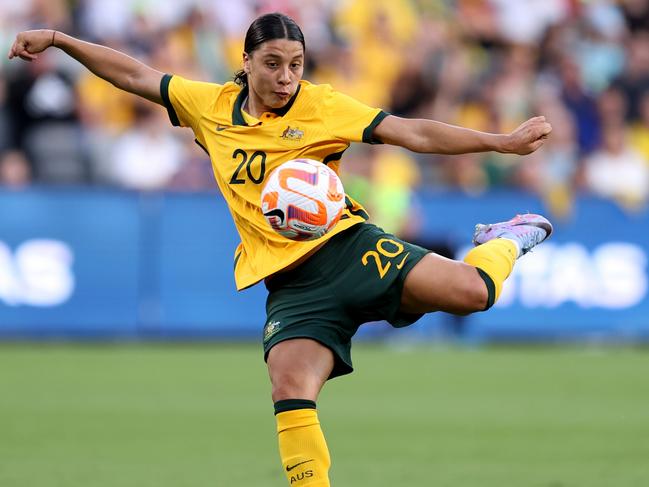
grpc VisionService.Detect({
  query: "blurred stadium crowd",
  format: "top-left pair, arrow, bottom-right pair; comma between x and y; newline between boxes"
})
1,0 -> 649,230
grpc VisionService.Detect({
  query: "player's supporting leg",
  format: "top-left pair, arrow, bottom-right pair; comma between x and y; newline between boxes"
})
401,214 -> 552,314
267,339 -> 334,487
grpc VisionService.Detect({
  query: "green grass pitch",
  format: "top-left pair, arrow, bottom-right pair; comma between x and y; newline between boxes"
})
1,344 -> 648,486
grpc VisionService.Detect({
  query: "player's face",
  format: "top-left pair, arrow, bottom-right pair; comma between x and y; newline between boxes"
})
244,39 -> 304,113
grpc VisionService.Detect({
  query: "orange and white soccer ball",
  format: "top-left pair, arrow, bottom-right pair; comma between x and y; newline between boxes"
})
261,159 -> 345,241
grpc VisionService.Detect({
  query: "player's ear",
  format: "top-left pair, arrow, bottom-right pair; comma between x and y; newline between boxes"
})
243,52 -> 251,73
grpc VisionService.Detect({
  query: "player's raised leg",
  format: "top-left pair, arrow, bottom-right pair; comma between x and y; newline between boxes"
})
267,339 -> 334,486
401,214 -> 552,314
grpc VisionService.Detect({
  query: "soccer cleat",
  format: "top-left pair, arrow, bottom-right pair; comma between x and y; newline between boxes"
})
472,213 -> 553,257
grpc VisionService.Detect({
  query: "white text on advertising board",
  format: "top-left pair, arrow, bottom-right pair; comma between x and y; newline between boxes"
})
0,239 -> 74,307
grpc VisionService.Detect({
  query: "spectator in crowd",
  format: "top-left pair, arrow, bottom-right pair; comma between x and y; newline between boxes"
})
0,150 -> 31,188
531,84 -> 580,217
557,54 -> 601,156
583,121 -> 649,209
366,145 -> 421,239
4,52 -> 88,184
613,30 -> 649,122
106,102 -> 185,191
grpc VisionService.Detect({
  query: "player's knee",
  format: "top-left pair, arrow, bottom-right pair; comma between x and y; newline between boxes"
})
459,273 -> 490,315
271,372 -> 310,402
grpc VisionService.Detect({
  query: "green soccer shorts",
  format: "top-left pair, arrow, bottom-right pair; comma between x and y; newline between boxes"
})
262,222 -> 430,379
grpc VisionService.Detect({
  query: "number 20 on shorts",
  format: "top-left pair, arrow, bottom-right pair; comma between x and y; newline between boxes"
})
361,238 -> 410,279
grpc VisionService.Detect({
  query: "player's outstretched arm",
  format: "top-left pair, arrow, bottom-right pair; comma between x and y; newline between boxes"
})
373,115 -> 552,156
8,29 -> 164,105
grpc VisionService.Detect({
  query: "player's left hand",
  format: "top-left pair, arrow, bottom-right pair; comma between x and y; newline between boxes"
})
504,116 -> 552,155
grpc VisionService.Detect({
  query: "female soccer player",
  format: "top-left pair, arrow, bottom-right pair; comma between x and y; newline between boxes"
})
9,13 -> 553,486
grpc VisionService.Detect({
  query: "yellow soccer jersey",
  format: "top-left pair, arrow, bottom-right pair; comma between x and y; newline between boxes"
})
161,75 -> 388,290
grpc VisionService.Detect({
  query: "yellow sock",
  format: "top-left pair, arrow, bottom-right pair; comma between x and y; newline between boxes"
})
275,401 -> 331,487
463,238 -> 518,308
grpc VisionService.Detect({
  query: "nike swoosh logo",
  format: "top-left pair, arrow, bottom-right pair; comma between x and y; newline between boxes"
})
396,252 -> 410,270
216,125 -> 228,131
286,459 -> 314,472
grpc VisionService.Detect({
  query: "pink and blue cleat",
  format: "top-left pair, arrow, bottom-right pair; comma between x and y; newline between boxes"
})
472,213 -> 553,257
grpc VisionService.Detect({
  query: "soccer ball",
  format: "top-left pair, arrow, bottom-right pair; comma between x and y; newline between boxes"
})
261,159 -> 345,241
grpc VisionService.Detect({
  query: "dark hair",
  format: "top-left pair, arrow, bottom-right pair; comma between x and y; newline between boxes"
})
233,12 -> 306,86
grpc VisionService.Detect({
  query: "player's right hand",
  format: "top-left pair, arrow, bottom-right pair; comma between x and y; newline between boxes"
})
8,30 -> 55,62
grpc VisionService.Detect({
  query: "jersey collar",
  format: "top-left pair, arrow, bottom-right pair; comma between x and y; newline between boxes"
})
232,84 -> 301,126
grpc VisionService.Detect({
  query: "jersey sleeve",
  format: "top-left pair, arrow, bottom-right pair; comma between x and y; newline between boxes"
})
160,74 -> 221,129
321,86 -> 389,144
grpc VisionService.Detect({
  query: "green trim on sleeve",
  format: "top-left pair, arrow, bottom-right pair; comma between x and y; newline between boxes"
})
344,196 -> 369,220
322,149 -> 347,165
362,110 -> 389,144
160,74 -> 180,127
